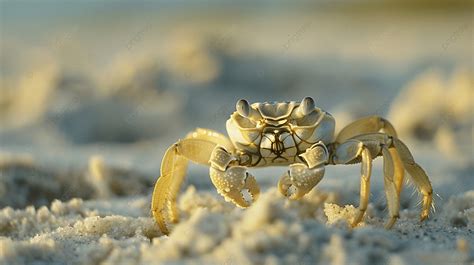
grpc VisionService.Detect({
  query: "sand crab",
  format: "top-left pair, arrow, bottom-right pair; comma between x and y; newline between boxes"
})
152,97 -> 433,234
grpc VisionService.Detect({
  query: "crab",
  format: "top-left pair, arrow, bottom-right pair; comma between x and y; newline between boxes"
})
152,97 -> 433,234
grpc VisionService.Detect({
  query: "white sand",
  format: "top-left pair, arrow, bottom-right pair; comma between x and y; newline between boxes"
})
1,184 -> 472,265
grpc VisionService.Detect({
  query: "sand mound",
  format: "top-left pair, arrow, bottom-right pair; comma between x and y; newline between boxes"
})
1,181 -> 472,265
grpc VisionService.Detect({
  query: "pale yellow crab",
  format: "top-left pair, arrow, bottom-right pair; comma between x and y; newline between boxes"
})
152,97 -> 433,234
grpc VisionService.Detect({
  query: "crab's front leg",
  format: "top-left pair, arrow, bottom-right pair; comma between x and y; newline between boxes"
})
278,142 -> 329,200
209,146 -> 260,207
152,128 -> 235,235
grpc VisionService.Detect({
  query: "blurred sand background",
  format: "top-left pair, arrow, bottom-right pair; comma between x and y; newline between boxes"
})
0,1 -> 473,264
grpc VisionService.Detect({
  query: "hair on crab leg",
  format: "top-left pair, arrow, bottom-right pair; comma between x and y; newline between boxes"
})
391,138 -> 433,221
431,193 -> 443,214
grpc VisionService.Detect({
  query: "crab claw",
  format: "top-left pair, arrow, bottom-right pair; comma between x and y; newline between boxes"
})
278,163 -> 325,200
210,166 -> 260,208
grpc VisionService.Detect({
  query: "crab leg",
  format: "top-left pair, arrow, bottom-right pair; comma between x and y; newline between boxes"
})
391,137 -> 433,221
332,139 -> 373,227
389,147 -> 405,198
351,133 -> 433,224
381,146 -> 400,229
336,116 -> 405,196
151,128 -> 234,235
336,116 -> 397,143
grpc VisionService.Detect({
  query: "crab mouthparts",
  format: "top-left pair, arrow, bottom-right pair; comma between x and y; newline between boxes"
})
262,118 -> 288,127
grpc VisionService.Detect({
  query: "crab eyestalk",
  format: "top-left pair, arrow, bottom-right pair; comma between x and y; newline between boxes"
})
236,99 -> 261,121
294,97 -> 316,118
236,99 -> 250,117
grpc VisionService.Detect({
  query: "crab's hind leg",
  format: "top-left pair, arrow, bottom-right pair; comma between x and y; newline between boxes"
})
336,116 -> 405,213
186,128 -> 235,151
380,146 -> 400,229
332,136 -> 404,228
151,129 -> 233,235
332,139 -> 373,227
389,147 -> 405,198
152,145 -> 187,234
391,137 -> 433,221
353,133 -> 433,224
336,116 -> 397,143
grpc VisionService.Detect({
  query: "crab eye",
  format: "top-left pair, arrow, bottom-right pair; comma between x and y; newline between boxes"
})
299,97 -> 315,115
236,99 -> 250,117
